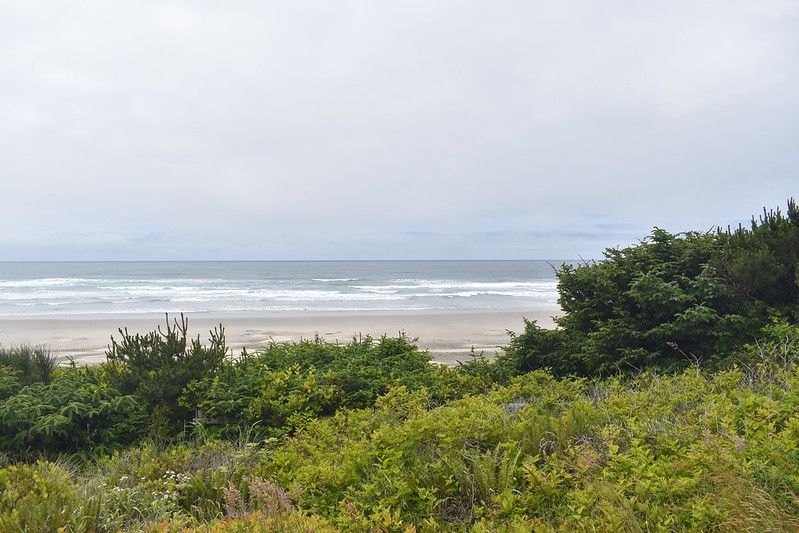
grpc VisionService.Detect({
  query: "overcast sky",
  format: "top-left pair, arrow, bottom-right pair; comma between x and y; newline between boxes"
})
1,1 -> 797,261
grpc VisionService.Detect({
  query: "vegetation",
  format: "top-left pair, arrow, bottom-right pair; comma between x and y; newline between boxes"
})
183,334 -> 459,440
0,364 -> 144,458
715,198 -> 799,317
491,199 -> 799,379
0,344 -> 58,385
1,199 -> 799,530
2,329 -> 799,531
104,314 -> 227,432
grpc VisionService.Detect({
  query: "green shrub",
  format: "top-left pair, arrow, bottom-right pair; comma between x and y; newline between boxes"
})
184,335 -> 443,440
0,365 -> 145,457
0,365 -> 22,401
4,361 -> 799,531
253,334 -> 434,406
257,362 -> 799,530
104,314 -> 227,430
188,362 -> 341,439
0,460 -> 111,533
715,198 -> 799,316
0,460 -> 77,532
486,200 -> 799,378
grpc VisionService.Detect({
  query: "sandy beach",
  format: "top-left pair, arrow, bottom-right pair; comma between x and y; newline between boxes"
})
0,311 -> 560,366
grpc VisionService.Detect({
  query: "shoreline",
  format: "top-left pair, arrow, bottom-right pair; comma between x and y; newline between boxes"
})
0,310 -> 561,366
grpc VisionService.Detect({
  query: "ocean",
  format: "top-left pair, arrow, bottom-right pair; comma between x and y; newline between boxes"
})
0,261 -> 567,319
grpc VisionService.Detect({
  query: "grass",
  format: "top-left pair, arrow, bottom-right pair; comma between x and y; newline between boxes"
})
0,344 -> 58,385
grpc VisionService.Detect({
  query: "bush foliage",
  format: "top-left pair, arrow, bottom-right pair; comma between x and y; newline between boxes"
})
494,199 -> 799,378
0,364 -> 144,458
3,331 -> 799,530
104,314 -> 227,431
715,198 -> 799,315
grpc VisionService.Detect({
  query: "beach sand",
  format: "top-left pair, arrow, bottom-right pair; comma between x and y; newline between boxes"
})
0,311 -> 560,366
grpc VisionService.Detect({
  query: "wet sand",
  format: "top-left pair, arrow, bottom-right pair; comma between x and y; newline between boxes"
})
0,310 -> 560,366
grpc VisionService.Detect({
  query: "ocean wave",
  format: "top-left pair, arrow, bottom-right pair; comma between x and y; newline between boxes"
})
357,280 -> 554,290
0,262 -> 562,318
0,277 -> 100,288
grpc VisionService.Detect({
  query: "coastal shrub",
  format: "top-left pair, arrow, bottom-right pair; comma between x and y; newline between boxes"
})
555,228 -> 759,374
0,460 -> 84,532
85,437 -> 276,528
0,365 -> 145,458
715,198 -> 799,318
0,344 -> 58,385
183,335 -> 445,439
254,362 -> 799,530
186,361 -> 341,439
488,320 -> 573,379
104,314 -> 227,430
486,200 -> 799,378
3,360 -> 799,530
264,372 -> 598,524
0,454 -> 197,532
253,334 -> 434,406
495,218 -> 796,377
0,365 -> 22,401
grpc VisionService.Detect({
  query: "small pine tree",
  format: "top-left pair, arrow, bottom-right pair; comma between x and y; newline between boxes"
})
104,314 -> 227,429
715,198 -> 799,317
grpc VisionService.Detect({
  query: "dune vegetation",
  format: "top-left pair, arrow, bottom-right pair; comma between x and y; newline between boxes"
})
1,200 -> 798,532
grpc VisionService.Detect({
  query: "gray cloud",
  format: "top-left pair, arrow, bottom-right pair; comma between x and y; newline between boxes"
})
1,1 -> 798,260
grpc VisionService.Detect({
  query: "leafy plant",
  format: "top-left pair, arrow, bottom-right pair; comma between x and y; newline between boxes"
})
104,314 -> 227,429
3,358 -> 799,530
495,221 -> 797,377
0,365 -> 22,401
253,334 -> 434,407
0,365 -> 145,457
715,198 -> 799,316
185,335 -> 441,439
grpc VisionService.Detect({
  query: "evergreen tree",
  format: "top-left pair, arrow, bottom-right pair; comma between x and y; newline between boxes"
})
104,314 -> 227,429
499,200 -> 799,377
715,198 -> 799,318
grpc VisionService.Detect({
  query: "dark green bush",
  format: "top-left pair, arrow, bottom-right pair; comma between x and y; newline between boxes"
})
715,198 -> 799,317
104,314 -> 227,430
254,334 -> 433,403
495,200 -> 799,378
495,229 -> 759,377
0,365 -> 22,401
185,335 -> 442,438
0,365 -> 145,458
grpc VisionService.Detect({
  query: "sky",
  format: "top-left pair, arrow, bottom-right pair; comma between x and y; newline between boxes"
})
1,1 -> 797,261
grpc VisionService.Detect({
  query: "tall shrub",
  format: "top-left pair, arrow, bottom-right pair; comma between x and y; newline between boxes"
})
497,199 -> 799,378
715,198 -> 799,318
104,314 -> 227,429
0,366 -> 144,457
